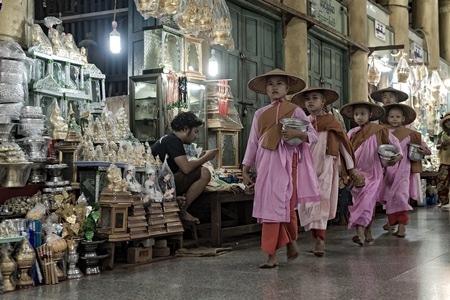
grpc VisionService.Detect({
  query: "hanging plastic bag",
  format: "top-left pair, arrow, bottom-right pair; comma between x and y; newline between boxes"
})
158,155 -> 176,202
144,165 -> 163,202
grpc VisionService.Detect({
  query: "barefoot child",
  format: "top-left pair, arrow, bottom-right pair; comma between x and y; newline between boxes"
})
242,69 -> 320,268
378,104 -> 431,237
292,87 -> 357,256
340,101 -> 402,245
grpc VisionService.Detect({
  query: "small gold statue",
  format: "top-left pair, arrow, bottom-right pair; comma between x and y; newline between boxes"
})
106,163 -> 128,193
64,33 -> 82,61
48,28 -> 69,58
30,24 -> 53,55
50,100 -> 68,140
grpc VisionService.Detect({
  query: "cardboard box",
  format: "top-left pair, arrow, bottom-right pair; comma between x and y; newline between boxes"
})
127,247 -> 152,263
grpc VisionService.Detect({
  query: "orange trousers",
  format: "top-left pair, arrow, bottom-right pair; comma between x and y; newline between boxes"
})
388,211 -> 408,225
261,153 -> 298,255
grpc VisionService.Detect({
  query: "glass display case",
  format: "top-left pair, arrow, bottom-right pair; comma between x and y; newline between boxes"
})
143,25 -> 184,73
129,73 -> 168,143
208,129 -> 239,169
187,78 -> 207,150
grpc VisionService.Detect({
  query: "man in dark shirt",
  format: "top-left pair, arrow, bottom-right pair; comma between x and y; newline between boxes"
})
152,112 -> 218,224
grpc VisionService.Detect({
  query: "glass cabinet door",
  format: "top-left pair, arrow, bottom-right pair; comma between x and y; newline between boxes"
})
129,75 -> 164,143
187,79 -> 207,149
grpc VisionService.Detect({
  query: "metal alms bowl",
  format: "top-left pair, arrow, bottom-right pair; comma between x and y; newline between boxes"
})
377,144 -> 400,167
17,136 -> 51,160
408,143 -> 424,161
0,162 -> 33,187
280,118 -> 309,145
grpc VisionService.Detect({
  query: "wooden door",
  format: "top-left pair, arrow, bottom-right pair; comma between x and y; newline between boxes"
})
307,35 -> 347,108
213,2 -> 280,162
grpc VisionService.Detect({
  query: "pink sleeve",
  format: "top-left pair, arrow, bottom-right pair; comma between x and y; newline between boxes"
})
339,143 -> 355,170
242,112 -> 259,167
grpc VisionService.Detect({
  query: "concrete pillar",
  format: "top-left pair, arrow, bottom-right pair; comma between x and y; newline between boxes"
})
0,0 -> 34,47
347,0 -> 368,102
412,0 -> 440,70
378,0 -> 410,55
439,0 -> 450,62
283,0 -> 308,82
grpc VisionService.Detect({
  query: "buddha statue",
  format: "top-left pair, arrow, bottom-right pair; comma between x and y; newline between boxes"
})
106,163 -> 128,193
50,100 -> 68,140
64,33 -> 82,61
48,28 -> 68,58
30,24 -> 53,55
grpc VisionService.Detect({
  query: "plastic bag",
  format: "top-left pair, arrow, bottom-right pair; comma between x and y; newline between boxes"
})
26,203 -> 47,221
158,155 -> 176,202
123,164 -> 142,193
144,165 -> 163,203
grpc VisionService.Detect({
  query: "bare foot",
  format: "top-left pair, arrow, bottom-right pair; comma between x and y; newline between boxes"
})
259,254 -> 279,268
286,242 -> 299,261
176,196 -> 187,210
364,228 -> 374,242
179,210 -> 200,224
313,237 -> 325,257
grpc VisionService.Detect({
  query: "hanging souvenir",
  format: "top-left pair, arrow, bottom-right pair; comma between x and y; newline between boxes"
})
210,0 -> 232,47
134,0 -> 159,19
173,0 -> 199,35
394,53 -> 410,83
367,56 -> 381,86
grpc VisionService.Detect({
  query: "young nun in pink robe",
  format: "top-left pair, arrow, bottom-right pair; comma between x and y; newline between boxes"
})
378,104 -> 430,237
340,101 -> 402,246
242,69 -> 320,268
291,87 -> 357,256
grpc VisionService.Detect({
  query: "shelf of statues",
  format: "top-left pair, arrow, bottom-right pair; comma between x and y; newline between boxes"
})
28,24 -> 87,67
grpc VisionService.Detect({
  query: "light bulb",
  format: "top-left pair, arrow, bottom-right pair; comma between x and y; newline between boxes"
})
110,21 -> 121,54
208,49 -> 219,77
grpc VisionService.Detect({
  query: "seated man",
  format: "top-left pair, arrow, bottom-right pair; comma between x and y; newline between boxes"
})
151,112 -> 218,224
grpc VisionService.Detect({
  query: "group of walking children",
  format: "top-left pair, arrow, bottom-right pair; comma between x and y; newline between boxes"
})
242,69 -> 431,268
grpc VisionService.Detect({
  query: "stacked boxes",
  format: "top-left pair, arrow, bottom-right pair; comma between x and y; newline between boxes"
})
128,197 -> 149,239
146,203 -> 166,235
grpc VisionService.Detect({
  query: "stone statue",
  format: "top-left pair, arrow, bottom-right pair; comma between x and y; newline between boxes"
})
48,28 -> 68,58
30,24 -> 53,55
64,33 -> 82,61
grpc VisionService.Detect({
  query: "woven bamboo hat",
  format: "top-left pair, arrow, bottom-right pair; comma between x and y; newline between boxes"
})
291,87 -> 339,108
440,112 -> 450,128
340,101 -> 385,121
247,68 -> 306,95
370,87 -> 409,103
380,103 -> 416,125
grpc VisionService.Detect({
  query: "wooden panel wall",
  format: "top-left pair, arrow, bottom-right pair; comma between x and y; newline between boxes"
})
34,0 -> 129,96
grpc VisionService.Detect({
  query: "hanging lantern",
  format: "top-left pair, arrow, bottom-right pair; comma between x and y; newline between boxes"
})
367,56 -> 381,86
394,54 -> 410,83
134,0 -> 159,19
174,0 -> 199,35
211,0 -> 232,47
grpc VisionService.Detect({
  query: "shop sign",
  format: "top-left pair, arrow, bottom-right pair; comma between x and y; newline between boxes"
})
375,20 -> 386,41
413,42 -> 423,62
310,0 -> 348,34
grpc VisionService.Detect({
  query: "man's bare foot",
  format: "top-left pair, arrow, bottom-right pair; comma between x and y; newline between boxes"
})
179,210 -> 200,224
176,196 -> 187,210
287,241 -> 299,261
259,254 -> 279,268
364,227 -> 374,242
313,237 -> 325,257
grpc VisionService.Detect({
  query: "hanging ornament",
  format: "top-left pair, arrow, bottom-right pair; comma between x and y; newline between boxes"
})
134,0 -> 159,19
367,56 -> 381,86
394,53 -> 410,83
210,0 -> 232,47
198,0 -> 213,32
158,0 -> 183,16
429,70 -> 443,92
173,0 -> 199,35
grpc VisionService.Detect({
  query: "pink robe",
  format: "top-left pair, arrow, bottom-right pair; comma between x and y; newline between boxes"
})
298,115 -> 355,230
242,101 -> 320,223
347,126 -> 402,228
379,132 -> 428,213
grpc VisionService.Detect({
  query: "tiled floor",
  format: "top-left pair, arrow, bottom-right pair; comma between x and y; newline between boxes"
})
4,206 -> 450,300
